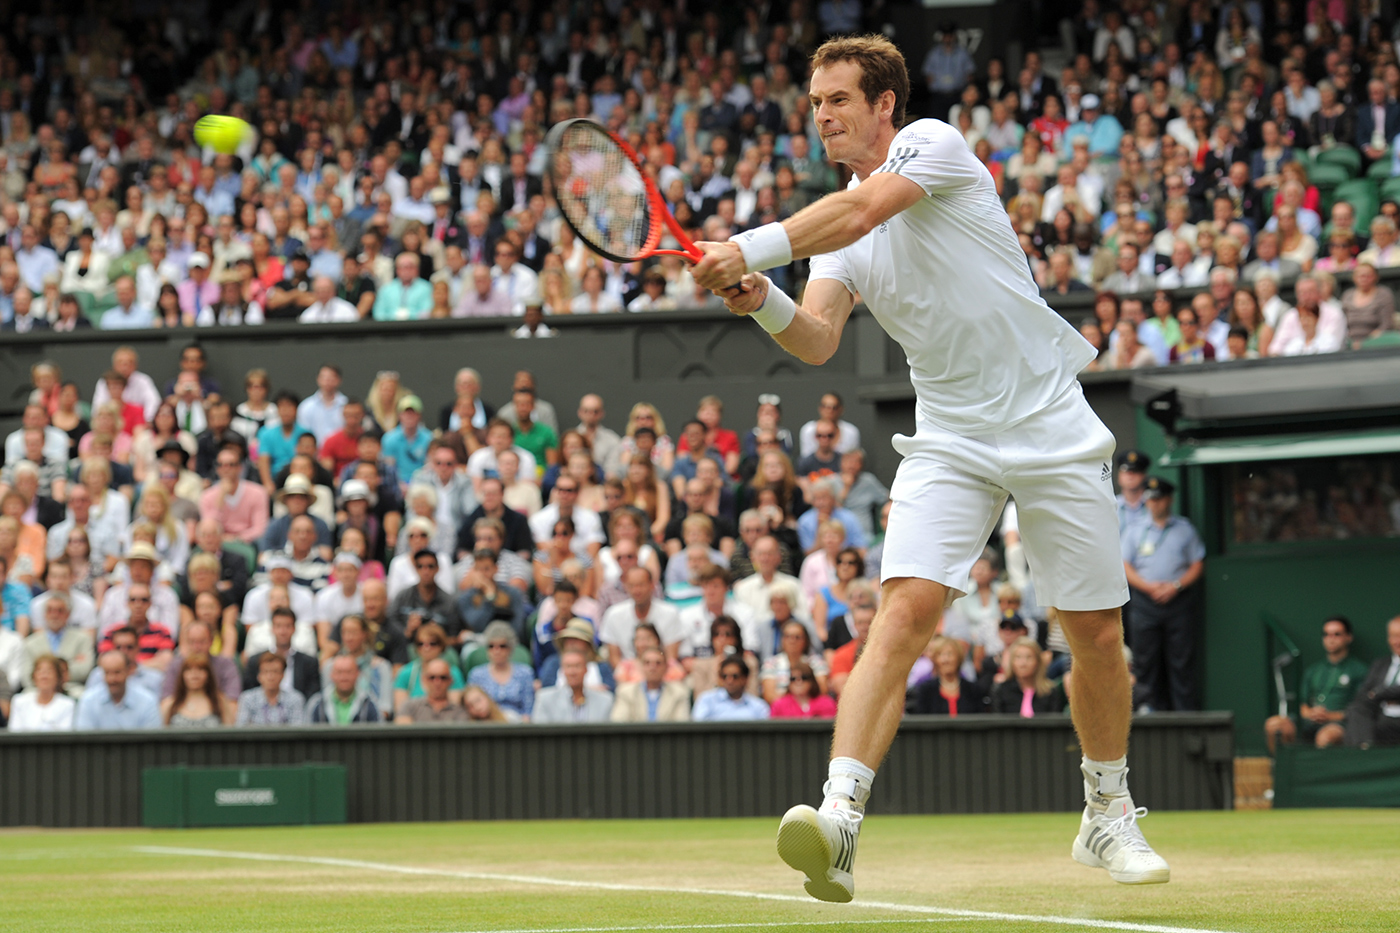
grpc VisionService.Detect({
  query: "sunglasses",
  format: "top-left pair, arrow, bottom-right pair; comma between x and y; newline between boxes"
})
556,486 -> 578,493
423,674 -> 451,681
487,643 -> 510,650
815,433 -> 835,439
789,674 -> 809,682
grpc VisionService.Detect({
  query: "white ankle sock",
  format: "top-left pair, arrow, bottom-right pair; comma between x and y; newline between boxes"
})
1082,756 -> 1130,809
821,757 -> 875,817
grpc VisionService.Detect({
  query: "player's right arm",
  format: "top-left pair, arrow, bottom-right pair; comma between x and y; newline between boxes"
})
722,274 -> 855,366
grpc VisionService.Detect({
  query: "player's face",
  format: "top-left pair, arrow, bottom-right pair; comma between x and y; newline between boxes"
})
809,61 -> 883,166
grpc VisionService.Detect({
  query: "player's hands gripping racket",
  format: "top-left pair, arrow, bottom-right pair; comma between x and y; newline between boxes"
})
546,118 -> 745,295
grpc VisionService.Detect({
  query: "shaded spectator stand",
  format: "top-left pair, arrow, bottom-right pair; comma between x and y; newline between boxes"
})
1130,346 -> 1400,756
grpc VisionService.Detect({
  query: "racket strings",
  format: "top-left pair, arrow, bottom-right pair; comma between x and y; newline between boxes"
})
553,125 -> 657,261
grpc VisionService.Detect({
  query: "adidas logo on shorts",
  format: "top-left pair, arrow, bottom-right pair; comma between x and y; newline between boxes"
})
1100,463 -> 1112,481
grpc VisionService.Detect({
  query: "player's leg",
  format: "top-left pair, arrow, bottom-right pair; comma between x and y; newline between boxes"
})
829,577 -> 949,764
1006,384 -> 1168,884
1058,607 -> 1131,763
777,450 -> 1003,903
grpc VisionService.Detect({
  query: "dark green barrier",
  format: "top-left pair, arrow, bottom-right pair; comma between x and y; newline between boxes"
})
1273,745 -> 1400,808
141,763 -> 347,828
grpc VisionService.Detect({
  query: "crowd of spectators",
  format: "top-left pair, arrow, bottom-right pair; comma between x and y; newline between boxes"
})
0,339 -> 1113,729
0,0 -> 1393,357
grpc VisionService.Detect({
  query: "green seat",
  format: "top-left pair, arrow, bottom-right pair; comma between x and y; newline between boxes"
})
72,291 -> 103,328
1314,145 -> 1363,178
1380,177 -> 1400,204
1366,158 -> 1394,180
1362,331 -> 1400,348
1309,162 -> 1352,190
1330,179 -> 1379,227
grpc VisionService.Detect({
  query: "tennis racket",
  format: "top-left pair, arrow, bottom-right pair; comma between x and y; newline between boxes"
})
546,118 -> 744,292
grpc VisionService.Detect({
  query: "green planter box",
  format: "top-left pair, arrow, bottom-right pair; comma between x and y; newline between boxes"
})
142,764 -> 347,828
1273,745 -> 1400,808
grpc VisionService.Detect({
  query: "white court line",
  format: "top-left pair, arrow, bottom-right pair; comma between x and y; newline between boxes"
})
133,846 -> 1238,933
435,922 -> 971,933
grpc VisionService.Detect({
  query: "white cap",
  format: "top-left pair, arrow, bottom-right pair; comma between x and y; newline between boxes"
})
187,251 -> 211,269
1081,94 -> 1101,110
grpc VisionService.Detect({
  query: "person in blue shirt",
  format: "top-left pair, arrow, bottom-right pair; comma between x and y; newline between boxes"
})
1063,94 -> 1124,157
692,655 -> 770,721
796,476 -> 869,552
74,651 -> 162,730
382,396 -> 432,486
1114,450 -> 1152,537
257,390 -> 311,490
295,365 -> 348,447
0,555 -> 32,632
1121,477 -> 1206,712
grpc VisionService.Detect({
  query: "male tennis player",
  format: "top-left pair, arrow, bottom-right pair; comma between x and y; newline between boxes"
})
692,35 -> 1170,902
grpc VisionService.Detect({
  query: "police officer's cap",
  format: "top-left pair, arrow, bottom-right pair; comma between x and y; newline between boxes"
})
1143,476 -> 1175,499
1117,450 -> 1150,473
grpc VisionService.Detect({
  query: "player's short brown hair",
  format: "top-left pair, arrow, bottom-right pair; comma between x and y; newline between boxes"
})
811,34 -> 910,128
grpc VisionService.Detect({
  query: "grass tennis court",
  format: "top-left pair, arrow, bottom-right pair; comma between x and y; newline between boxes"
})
5,810 -> 1395,933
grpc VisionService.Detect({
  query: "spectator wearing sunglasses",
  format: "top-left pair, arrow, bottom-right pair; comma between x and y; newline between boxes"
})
769,660 -> 837,720
692,654 -> 770,721
396,657 -> 470,724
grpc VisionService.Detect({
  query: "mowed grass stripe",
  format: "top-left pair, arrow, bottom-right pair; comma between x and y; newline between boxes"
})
135,846 -> 1241,933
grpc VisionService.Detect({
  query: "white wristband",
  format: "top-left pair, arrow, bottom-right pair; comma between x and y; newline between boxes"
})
733,222 -> 793,273
750,276 -> 797,334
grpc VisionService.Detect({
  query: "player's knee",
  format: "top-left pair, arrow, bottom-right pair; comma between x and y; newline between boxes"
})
1061,608 -> 1125,659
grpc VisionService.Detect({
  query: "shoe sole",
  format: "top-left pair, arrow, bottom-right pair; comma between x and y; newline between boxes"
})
777,805 -> 854,903
1072,839 -> 1171,884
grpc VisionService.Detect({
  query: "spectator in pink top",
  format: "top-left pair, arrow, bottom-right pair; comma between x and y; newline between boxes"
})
198,443 -> 269,545
768,659 -> 837,719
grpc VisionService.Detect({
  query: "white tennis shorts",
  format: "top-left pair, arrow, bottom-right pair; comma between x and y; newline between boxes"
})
879,381 -> 1130,612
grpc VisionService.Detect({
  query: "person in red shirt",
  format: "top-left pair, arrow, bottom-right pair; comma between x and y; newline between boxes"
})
319,398 -> 369,479
828,589 -> 876,698
675,395 -> 741,477
102,371 -> 146,435
97,582 -> 175,671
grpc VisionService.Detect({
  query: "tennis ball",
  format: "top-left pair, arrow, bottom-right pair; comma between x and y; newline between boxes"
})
194,115 -> 251,154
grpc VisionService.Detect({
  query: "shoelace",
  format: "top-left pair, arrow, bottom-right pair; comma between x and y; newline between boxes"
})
1103,806 -> 1155,854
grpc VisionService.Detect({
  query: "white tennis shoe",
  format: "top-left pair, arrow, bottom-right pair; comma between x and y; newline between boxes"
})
776,804 -> 861,903
1072,796 -> 1171,884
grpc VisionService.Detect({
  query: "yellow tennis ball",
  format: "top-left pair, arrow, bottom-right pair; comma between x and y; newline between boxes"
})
194,115 -> 251,154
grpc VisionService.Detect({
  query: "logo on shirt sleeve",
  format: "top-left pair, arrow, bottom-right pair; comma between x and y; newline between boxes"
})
878,147 -> 919,176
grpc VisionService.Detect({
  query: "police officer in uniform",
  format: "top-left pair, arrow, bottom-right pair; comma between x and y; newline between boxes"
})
1115,450 -> 1152,535
1121,477 -> 1205,711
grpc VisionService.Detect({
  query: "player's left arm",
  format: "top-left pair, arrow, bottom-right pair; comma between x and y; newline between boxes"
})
691,173 -> 925,289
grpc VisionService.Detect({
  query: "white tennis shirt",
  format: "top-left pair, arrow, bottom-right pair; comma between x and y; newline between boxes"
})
809,119 -> 1096,436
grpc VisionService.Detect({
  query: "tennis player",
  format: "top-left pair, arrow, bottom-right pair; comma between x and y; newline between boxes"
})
692,35 -> 1170,902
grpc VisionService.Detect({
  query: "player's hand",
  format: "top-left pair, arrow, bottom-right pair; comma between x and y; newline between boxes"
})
692,240 -> 748,291
719,273 -> 767,316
